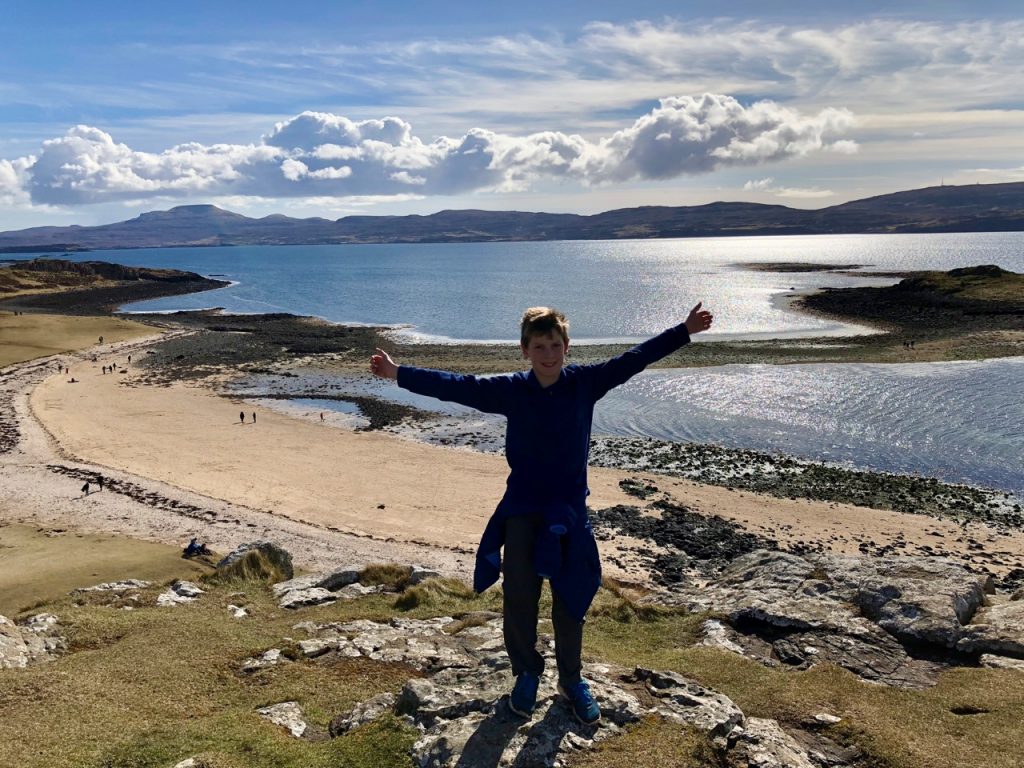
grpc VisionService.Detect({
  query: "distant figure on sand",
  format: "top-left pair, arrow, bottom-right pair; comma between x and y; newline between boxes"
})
97,476 -> 104,491
98,335 -> 103,344
252,412 -> 256,424
320,412 -> 324,422
240,411 -> 245,424
81,481 -> 90,495
370,302 -> 714,725
183,538 -> 211,557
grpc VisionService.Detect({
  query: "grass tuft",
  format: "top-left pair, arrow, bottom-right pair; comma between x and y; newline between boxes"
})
208,550 -> 289,586
358,564 -> 413,591
394,577 -> 477,610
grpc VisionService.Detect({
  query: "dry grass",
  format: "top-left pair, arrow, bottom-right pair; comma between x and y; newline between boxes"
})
206,549 -> 291,586
913,268 -> 1024,303
393,577 -> 478,610
0,524 -> 208,617
0,312 -> 154,367
4,547 -> 1024,768
564,716 -> 720,768
358,563 -> 414,591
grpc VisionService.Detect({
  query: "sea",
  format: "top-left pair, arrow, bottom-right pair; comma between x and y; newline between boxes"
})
42,231 -> 1024,497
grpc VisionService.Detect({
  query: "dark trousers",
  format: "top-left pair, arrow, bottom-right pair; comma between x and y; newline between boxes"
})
502,514 -> 583,687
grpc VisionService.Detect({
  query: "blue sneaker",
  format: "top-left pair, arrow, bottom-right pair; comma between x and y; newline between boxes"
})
508,671 -> 540,718
559,679 -> 601,725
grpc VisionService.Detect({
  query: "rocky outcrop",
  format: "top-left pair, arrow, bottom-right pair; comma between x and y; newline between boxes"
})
0,613 -> 64,669
272,564 -> 439,609
667,550 -> 1018,688
156,580 -> 205,607
242,614 -> 847,767
215,541 -> 294,581
956,598 -> 1024,656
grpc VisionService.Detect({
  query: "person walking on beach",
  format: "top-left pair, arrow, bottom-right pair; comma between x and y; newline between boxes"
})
81,481 -> 90,495
252,412 -> 256,424
239,411 -> 245,424
370,302 -> 714,724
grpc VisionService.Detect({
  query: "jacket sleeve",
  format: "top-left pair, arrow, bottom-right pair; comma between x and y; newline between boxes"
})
586,323 -> 690,400
397,366 -> 514,415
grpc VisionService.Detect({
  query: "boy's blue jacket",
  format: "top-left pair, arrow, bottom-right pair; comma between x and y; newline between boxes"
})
396,323 -> 691,621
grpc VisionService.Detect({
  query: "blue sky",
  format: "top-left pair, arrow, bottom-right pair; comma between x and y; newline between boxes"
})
1,1 -> 1022,230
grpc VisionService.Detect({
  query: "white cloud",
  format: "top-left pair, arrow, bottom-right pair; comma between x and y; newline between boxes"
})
742,176 -> 834,199
774,187 -> 835,199
744,177 -> 775,191
15,98 -> 855,207
827,140 -> 859,154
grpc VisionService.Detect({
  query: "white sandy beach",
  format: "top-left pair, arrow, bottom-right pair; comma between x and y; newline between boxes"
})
3,330 -> 1024,585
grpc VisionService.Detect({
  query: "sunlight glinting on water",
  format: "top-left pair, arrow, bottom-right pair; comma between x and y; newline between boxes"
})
594,358 -> 1024,494
107,231 -> 1024,342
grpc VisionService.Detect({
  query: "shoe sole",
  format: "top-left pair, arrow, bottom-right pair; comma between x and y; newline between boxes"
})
507,698 -> 535,718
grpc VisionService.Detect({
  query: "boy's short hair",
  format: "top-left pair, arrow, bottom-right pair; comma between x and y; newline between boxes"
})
520,307 -> 569,346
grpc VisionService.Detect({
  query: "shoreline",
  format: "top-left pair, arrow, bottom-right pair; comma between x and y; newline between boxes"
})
2,262 -> 1023,595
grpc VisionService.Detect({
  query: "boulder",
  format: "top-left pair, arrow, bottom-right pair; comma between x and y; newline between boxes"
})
215,541 -> 293,581
732,717 -> 818,768
956,598 -> 1024,657
672,550 -> 996,686
157,580 -> 206,607
0,613 -> 64,669
272,567 -> 362,598
256,701 -> 308,738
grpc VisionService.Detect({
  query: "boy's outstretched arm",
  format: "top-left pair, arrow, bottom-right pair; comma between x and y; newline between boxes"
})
588,300 -> 714,399
684,302 -> 714,335
370,347 -> 399,379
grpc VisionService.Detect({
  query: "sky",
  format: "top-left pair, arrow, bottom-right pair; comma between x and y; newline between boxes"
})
1,0 -> 1022,231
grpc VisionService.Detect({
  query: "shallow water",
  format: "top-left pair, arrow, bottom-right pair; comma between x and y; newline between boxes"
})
235,356 -> 1024,498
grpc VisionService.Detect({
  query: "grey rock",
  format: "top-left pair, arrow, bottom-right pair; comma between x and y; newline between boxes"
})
298,616 -> 478,671
0,613 -> 64,669
272,567 -> 362,598
241,648 -> 289,673
298,638 -> 337,658
633,668 -> 743,739
156,581 -> 205,607
410,567 -> 442,585
74,579 -> 151,592
979,654 -> 1024,670
733,717 -> 818,768
329,692 -> 398,736
216,541 -> 294,580
956,598 -> 1024,656
256,701 -> 308,738
279,588 -> 337,610
670,550 -> 994,687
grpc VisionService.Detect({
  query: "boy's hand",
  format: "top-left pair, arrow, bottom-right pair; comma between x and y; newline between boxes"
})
684,302 -> 714,335
370,347 -> 399,379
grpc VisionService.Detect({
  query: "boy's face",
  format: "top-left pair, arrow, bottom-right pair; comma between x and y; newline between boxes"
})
521,330 -> 569,387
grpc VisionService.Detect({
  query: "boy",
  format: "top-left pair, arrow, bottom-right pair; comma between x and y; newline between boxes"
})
370,302 -> 713,724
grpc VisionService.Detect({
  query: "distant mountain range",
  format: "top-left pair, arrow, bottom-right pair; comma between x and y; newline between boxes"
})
2,182 -> 1023,252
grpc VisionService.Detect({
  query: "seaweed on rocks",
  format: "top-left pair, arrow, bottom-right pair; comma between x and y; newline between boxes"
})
590,436 -> 1023,529
591,500 -> 778,585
